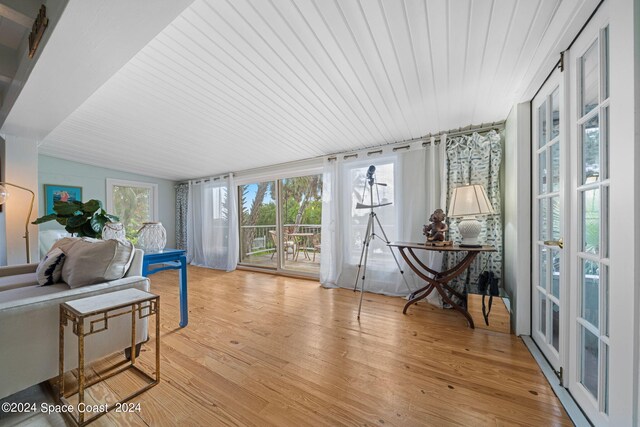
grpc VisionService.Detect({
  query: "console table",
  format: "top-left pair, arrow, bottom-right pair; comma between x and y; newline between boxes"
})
142,249 -> 188,328
388,242 -> 495,328
59,289 -> 160,426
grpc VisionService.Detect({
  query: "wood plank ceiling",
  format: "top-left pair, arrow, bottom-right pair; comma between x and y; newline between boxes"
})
38,0 -> 565,180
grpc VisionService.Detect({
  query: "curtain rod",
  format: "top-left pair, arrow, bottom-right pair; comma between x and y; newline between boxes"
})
421,121 -> 505,144
328,120 -> 505,161
176,174 -> 230,187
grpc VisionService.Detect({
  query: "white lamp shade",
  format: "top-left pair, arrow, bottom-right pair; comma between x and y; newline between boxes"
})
448,184 -> 494,217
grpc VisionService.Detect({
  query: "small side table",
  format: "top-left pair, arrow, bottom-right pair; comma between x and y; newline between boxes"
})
59,289 -> 160,426
388,242 -> 496,328
142,249 -> 188,327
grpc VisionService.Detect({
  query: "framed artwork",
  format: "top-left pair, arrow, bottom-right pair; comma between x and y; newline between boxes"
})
44,184 -> 82,215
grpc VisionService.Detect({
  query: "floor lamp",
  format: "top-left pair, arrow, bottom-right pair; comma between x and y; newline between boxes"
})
0,182 -> 35,264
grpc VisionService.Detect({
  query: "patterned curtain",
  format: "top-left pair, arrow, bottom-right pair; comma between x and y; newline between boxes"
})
175,183 -> 189,250
444,130 -> 503,297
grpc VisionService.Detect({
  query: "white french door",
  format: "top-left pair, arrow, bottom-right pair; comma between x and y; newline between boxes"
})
567,6 -> 611,424
532,69 -> 567,374
532,3 -> 613,425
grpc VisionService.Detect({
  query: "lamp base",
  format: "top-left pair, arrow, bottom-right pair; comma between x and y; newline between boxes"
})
458,217 -> 482,247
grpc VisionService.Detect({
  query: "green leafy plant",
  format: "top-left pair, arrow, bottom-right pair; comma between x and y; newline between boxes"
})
32,199 -> 119,238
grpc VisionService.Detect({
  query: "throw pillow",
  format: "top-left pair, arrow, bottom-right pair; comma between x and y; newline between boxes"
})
51,237 -> 135,288
36,247 -> 66,286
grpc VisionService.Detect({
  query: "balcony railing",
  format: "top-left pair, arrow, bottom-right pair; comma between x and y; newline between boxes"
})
240,224 -> 321,256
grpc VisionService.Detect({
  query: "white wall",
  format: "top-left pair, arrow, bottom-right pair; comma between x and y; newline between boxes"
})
38,155 -> 177,249
1,135 -> 39,264
503,103 -> 531,336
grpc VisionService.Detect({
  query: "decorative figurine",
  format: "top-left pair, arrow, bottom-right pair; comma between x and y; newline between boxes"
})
423,209 -> 452,246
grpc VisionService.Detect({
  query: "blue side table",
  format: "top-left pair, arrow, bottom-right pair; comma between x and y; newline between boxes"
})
142,249 -> 188,327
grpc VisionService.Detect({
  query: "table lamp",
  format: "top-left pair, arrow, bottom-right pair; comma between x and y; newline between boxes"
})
448,184 -> 494,247
0,182 -> 35,263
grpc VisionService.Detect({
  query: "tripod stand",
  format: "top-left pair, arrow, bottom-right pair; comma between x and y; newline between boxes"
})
353,168 -> 413,319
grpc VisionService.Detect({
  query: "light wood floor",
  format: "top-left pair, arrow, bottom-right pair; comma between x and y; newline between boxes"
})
4,267 -> 571,426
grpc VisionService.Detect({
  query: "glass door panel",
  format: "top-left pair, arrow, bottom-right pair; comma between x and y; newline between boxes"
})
239,181 -> 276,268
570,21 -> 610,422
532,69 -> 564,372
279,175 -> 323,275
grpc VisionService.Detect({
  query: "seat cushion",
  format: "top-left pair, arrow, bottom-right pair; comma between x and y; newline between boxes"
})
0,283 -> 68,305
52,237 -> 135,288
0,273 -> 38,292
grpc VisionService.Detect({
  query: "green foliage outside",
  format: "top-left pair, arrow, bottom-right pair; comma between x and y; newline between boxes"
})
240,176 -> 322,257
112,185 -> 152,245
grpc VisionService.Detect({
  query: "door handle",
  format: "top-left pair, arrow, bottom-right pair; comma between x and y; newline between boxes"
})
544,238 -> 564,249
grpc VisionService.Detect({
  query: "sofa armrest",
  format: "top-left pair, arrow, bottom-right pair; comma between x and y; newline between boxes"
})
125,249 -> 144,277
0,264 -> 38,277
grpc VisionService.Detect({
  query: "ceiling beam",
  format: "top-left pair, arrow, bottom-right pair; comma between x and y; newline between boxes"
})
0,4 -> 34,28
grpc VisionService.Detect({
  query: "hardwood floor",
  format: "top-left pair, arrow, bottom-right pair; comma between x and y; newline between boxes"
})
6,266 -> 571,426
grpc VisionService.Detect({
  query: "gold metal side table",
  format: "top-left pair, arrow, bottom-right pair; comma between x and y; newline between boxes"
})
59,288 -> 160,426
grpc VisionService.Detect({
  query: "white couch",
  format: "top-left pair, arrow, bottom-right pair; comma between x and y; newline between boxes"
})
0,249 -> 150,400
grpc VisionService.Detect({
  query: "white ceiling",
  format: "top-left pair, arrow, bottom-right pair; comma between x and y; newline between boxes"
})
8,0 -> 599,180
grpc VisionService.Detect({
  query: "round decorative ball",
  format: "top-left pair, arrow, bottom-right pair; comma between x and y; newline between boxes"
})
137,222 -> 167,252
102,222 -> 126,241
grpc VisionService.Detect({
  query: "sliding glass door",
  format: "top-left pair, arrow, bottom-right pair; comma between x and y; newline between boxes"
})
238,174 -> 322,276
239,181 -> 276,268
280,176 -> 322,274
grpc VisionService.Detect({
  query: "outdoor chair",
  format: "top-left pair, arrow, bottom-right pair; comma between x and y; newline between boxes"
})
269,230 -> 296,260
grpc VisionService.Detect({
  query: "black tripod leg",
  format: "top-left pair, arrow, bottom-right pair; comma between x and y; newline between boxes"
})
353,214 -> 373,291
357,231 -> 373,319
373,213 -> 414,293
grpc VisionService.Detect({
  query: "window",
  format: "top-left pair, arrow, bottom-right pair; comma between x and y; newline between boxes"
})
106,179 -> 158,243
342,159 -> 396,267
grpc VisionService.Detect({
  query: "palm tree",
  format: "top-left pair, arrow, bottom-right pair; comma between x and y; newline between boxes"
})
243,182 -> 270,254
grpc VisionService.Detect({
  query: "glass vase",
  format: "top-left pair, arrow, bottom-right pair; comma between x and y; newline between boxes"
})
102,222 -> 126,241
137,222 -> 167,252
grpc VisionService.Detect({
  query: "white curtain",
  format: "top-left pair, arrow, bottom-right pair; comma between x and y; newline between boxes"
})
320,142 -> 446,299
187,174 -> 238,271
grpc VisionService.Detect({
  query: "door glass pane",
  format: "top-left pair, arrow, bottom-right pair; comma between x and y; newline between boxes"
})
239,181 -> 276,267
581,326 -> 599,399
551,196 -> 560,240
603,26 -> 610,100
539,292 -> 547,337
603,106 -> 609,180
603,185 -> 609,258
603,264 -> 609,337
552,302 -> 560,351
550,142 -> 560,193
604,343 -> 609,414
539,246 -> 548,290
539,151 -> 547,194
582,259 -> 600,327
551,249 -> 560,298
551,88 -> 560,139
583,114 -> 600,184
112,185 -> 152,244
539,199 -> 548,240
581,41 -> 599,116
539,102 -> 547,147
583,189 -> 600,254
281,175 -> 323,274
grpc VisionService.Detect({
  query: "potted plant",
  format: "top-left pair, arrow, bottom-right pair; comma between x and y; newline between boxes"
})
32,199 -> 119,239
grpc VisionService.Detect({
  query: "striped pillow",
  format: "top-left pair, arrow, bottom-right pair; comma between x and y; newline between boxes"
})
36,247 -> 66,286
